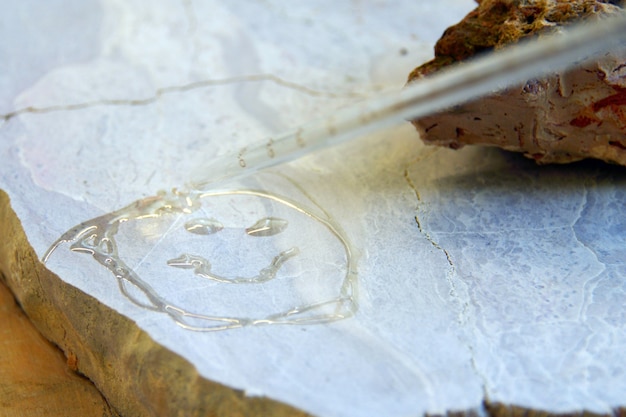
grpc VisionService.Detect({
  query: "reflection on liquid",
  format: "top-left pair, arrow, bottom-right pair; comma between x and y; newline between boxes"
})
245,217 -> 289,237
184,218 -> 224,235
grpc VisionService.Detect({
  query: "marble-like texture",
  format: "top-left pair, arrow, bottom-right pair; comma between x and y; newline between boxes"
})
1,1 -> 625,417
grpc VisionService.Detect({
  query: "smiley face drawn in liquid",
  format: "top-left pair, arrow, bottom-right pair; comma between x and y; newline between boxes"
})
42,188 -> 358,331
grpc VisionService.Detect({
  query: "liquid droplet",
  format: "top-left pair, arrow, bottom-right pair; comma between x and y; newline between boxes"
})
167,254 -> 212,276
184,218 -> 224,235
245,217 -> 288,237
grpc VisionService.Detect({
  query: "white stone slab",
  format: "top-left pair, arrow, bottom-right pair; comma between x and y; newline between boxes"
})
2,1 -> 625,416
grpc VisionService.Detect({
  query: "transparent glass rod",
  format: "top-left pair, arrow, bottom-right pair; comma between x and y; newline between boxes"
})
190,13 -> 626,191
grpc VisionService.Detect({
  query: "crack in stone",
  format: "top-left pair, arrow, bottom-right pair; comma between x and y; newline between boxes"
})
403,153 -> 491,406
0,74 -> 366,122
180,0 -> 197,35
569,182 -> 607,324
402,159 -> 460,318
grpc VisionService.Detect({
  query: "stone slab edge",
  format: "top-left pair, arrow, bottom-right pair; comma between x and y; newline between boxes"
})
1,189 -> 624,417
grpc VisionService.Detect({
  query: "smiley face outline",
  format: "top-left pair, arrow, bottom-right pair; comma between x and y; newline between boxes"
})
43,188 -> 358,331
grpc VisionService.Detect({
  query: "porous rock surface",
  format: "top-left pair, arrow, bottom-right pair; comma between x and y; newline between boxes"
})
409,0 -> 626,166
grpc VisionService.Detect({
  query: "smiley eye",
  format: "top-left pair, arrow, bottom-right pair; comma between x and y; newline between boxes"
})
184,218 -> 224,235
245,217 -> 288,237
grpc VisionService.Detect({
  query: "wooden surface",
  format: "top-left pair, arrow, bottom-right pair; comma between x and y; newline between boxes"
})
0,280 -> 116,417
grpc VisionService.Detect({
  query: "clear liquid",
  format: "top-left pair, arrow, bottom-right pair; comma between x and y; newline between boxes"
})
43,188 -> 357,331
184,218 -> 224,235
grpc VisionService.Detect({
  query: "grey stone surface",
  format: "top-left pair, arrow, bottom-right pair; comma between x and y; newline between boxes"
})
1,1 -> 625,417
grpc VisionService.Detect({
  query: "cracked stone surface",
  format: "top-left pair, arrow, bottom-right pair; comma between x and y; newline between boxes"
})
1,1 -> 625,417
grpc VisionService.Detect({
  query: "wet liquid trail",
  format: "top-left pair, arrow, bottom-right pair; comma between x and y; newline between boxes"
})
43,188 -> 358,331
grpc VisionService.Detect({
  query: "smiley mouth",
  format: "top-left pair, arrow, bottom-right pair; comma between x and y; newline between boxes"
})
166,247 -> 300,284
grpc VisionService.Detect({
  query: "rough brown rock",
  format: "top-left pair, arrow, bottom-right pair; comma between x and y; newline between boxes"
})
408,0 -> 626,166
0,279 -> 118,417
